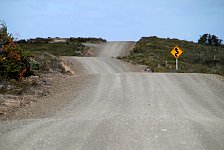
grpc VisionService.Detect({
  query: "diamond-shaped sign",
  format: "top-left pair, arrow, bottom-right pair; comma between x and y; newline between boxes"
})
171,46 -> 183,59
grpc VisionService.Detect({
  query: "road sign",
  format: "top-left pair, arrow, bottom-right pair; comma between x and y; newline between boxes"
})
171,46 -> 183,71
171,46 -> 183,59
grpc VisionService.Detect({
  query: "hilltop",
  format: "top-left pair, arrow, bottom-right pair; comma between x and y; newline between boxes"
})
119,36 -> 224,76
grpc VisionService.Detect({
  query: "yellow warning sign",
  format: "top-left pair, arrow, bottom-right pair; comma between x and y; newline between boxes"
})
171,46 -> 183,59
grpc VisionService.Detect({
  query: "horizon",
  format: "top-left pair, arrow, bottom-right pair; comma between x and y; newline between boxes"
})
1,0 -> 224,42
15,36 -> 199,43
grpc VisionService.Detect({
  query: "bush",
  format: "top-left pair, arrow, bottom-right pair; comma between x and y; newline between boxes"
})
198,34 -> 222,46
0,22 -> 33,80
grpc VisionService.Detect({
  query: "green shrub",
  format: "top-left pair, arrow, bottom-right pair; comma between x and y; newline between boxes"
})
0,22 -> 33,80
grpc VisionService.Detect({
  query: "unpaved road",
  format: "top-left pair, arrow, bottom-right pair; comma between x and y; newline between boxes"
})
84,41 -> 135,57
62,57 -> 141,74
0,42 -> 224,150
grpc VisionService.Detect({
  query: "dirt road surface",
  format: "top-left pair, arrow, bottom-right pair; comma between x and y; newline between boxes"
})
62,57 -> 141,74
0,42 -> 224,150
84,41 -> 135,57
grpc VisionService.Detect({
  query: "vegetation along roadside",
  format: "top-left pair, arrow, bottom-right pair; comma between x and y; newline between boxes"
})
119,36 -> 224,76
0,21 -> 106,119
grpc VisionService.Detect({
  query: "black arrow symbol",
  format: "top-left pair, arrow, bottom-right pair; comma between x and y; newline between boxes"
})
175,47 -> 179,57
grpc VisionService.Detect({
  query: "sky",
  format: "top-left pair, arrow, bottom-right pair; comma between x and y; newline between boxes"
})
0,0 -> 224,42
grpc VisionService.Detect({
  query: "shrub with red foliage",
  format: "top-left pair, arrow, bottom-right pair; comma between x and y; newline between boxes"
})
0,22 -> 32,80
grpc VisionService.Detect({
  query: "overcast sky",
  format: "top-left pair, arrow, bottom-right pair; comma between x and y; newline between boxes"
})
1,0 -> 224,41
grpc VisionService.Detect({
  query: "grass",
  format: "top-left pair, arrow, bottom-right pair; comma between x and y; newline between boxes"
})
119,36 -> 224,76
17,42 -> 85,74
18,42 -> 85,56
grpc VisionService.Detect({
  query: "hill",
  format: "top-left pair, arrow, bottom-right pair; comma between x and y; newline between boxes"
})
119,36 -> 224,76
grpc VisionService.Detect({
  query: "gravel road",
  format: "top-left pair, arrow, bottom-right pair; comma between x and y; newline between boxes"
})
0,42 -> 224,150
63,57 -> 141,74
84,41 -> 135,57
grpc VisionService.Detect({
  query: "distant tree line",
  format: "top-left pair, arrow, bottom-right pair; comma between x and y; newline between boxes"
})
16,37 -> 107,44
69,37 -> 107,43
198,34 -> 222,46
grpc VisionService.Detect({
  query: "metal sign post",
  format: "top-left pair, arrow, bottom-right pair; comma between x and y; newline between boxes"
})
176,58 -> 178,71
